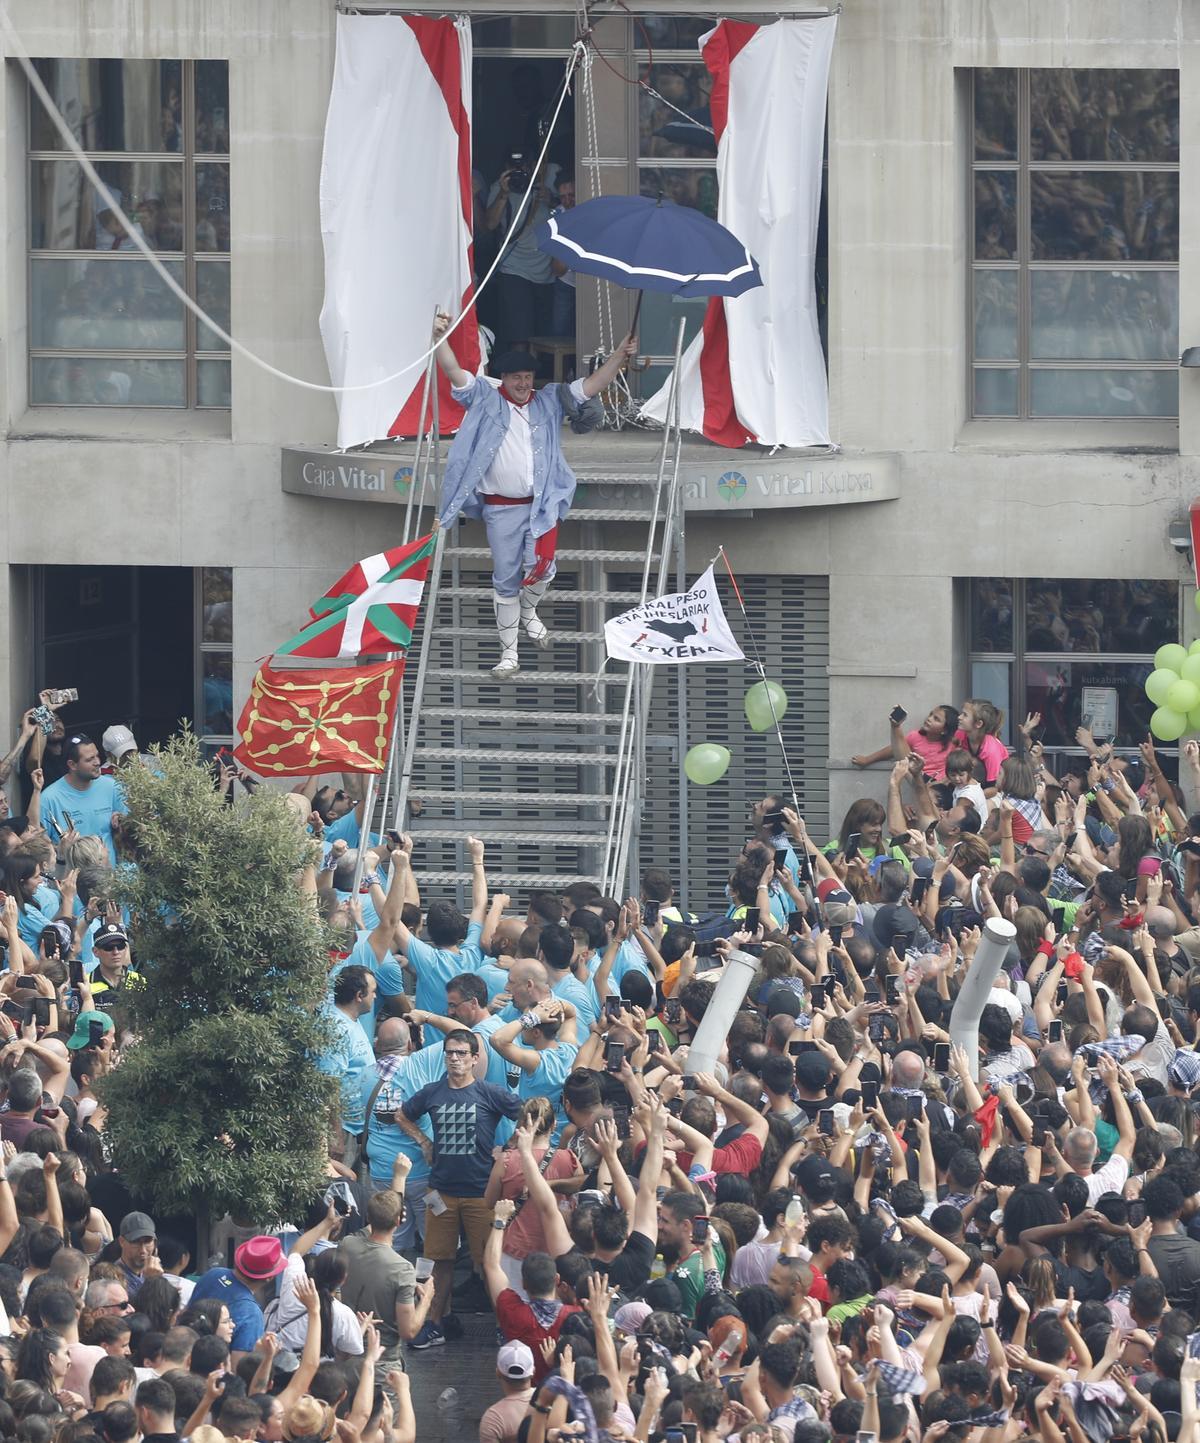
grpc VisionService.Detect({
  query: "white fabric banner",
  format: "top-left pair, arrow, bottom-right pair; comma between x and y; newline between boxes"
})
604,565 -> 745,664
641,17 -> 837,448
318,14 -> 474,449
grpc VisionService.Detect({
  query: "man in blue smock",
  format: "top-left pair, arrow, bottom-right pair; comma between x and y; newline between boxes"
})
40,735 -> 126,864
327,843 -> 409,1047
359,1015 -> 441,1253
431,309 -> 637,677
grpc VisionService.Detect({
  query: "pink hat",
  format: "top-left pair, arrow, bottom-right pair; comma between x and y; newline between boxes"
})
234,1235 -> 287,1281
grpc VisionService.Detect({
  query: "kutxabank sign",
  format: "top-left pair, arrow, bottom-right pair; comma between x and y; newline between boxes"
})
280,448 -> 899,512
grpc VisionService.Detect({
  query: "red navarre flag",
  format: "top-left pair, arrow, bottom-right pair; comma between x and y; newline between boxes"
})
233,659 -> 403,776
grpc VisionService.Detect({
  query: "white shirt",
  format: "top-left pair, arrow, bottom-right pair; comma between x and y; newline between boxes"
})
955,782 -> 989,829
1125,1020 -> 1176,1086
481,376 -> 589,498
277,1254 -> 363,1358
1083,1151 -> 1129,1205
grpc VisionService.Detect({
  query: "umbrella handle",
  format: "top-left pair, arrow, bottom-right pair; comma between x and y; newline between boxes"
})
630,289 -> 644,337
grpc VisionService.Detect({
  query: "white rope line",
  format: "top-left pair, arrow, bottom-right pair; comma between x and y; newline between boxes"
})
1,2 -> 581,398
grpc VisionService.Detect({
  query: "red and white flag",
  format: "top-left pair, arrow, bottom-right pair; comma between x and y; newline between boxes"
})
641,17 -> 837,448
319,15 -> 480,449
275,533 -> 436,660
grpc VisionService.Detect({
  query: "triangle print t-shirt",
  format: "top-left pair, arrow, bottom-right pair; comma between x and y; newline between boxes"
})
401,1076 -> 521,1196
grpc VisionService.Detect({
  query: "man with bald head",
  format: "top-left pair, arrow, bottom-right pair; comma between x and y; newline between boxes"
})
1033,1040 -> 1072,1099
1146,905 -> 1189,981
357,1013 -> 443,1250
505,958 -> 551,1017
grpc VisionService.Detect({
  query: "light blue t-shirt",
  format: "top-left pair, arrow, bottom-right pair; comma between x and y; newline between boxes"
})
40,775 -> 126,864
517,1040 -> 579,1133
17,899 -> 57,951
550,971 -> 600,1031
328,931 -> 405,1046
324,811 -> 362,848
406,920 -> 485,1014
359,1046 -> 442,1186
476,962 -> 511,1003
610,938 -> 654,994
315,1002 -> 375,1132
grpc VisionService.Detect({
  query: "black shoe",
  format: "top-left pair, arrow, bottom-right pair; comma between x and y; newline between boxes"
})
441,1312 -> 464,1341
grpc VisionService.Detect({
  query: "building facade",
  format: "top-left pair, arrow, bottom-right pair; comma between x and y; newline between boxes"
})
1,0 -> 1197,893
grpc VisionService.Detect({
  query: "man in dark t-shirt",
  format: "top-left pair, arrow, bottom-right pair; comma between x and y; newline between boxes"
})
400,1029 -> 521,1347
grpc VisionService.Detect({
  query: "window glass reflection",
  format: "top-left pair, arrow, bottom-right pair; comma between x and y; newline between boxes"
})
974,172 -> 1017,259
31,257 -> 185,351
31,160 -> 183,250
31,59 -> 182,152
1029,69 -> 1178,163
1024,579 -> 1178,653
1025,660 -> 1159,749
971,579 -> 1015,652
1030,270 -> 1177,360
639,64 -> 715,158
1030,172 -> 1178,262
974,69 -> 1018,160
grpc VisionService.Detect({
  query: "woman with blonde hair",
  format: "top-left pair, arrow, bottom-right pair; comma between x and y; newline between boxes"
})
484,1095 -> 580,1296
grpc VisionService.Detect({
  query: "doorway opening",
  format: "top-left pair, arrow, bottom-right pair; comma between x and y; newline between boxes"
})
31,564 -> 197,749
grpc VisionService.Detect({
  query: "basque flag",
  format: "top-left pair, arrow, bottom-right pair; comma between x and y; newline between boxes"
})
276,533 -> 435,660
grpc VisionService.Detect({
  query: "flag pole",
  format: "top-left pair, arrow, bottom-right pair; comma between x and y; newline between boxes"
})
717,545 -> 805,825
347,769 -> 380,901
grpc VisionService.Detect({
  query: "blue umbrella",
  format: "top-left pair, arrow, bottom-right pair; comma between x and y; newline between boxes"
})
537,193 -> 761,330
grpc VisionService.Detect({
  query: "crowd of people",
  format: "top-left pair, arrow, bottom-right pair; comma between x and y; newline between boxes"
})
4,686 -> 1200,1443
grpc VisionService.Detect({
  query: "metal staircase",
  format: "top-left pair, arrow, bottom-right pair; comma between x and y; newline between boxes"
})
382,332 -> 686,903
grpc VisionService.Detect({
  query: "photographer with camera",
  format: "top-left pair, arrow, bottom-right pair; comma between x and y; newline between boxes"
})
482,154 -> 556,357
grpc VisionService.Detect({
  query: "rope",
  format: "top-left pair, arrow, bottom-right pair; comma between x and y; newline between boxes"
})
717,545 -> 807,834
2,1 -> 580,399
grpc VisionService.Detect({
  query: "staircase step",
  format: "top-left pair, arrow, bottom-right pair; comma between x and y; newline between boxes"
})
413,789 -> 612,806
445,588 -> 645,604
555,508 -> 655,521
413,746 -> 620,765
428,627 -> 606,643
416,871 -> 601,887
445,547 -> 648,564
410,825 -> 608,844
425,668 -> 624,685
421,707 -> 625,725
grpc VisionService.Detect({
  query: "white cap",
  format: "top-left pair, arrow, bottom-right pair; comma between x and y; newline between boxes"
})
101,724 -> 136,760
497,1340 -> 534,1379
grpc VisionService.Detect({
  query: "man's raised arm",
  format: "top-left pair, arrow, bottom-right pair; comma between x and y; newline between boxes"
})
432,310 -> 472,389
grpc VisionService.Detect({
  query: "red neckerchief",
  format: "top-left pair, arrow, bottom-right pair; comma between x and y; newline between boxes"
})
501,385 -> 533,408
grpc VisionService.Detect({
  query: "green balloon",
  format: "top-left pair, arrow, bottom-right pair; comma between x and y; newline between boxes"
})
1168,679 -> 1200,714
1182,654 -> 1200,686
1194,591 -> 1200,614
1188,705 -> 1200,732
744,680 -> 789,733
684,743 -> 731,785
1151,706 -> 1189,742
1190,639 -> 1200,655
1145,668 -> 1180,706
1155,643 -> 1188,673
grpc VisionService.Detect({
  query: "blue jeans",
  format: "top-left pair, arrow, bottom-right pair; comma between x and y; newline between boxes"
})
370,1174 -> 428,1255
